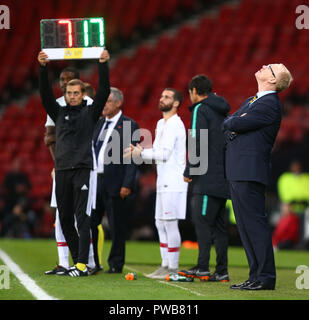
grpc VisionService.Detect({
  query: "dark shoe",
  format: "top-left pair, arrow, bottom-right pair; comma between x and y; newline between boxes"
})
230,280 -> 253,290
45,265 -> 68,275
194,269 -> 210,280
208,273 -> 230,282
66,266 -> 88,277
105,267 -> 122,274
88,265 -> 103,276
241,280 -> 275,290
178,266 -> 199,277
178,266 -> 210,280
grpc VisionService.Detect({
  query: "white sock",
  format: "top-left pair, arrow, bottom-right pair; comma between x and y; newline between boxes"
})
164,219 -> 181,270
155,219 -> 168,268
87,238 -> 96,269
55,210 -> 69,269
56,243 -> 70,269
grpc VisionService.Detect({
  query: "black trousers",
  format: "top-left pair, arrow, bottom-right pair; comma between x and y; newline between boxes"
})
55,169 -> 91,265
190,194 -> 228,274
229,181 -> 276,286
91,174 -> 128,271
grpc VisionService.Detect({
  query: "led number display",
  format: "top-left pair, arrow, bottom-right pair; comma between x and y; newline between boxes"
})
40,18 -> 105,60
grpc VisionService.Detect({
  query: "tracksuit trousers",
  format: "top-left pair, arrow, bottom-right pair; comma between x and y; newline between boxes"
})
190,194 -> 228,274
55,168 -> 92,265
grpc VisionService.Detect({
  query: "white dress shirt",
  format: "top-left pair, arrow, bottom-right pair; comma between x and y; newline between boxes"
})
96,110 -> 122,173
255,90 -> 276,100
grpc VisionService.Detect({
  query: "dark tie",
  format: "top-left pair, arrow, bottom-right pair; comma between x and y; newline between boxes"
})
95,120 -> 112,160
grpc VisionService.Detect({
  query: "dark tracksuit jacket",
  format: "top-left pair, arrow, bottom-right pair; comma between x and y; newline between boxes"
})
184,93 -> 231,273
39,61 -> 110,264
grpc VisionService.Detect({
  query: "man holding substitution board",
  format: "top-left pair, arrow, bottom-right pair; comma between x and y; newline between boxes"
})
38,47 -> 110,277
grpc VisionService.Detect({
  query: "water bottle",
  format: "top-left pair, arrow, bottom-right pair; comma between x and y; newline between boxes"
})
165,273 -> 194,282
125,272 -> 137,280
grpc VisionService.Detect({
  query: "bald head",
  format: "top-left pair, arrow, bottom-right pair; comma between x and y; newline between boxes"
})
255,63 -> 293,93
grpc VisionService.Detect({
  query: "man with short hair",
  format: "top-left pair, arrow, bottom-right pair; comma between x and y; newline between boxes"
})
92,87 -> 139,274
179,75 -> 231,282
38,49 -> 110,277
44,67 -> 95,276
126,88 -> 188,279
224,63 -> 293,290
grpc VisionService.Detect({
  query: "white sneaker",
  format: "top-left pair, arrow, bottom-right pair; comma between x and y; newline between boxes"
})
168,268 -> 178,275
146,266 -> 169,279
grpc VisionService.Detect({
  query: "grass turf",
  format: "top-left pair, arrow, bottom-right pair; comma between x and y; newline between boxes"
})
0,239 -> 308,300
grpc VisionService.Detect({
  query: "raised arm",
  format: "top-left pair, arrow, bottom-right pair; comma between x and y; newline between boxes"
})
38,51 -> 59,122
91,50 -> 111,121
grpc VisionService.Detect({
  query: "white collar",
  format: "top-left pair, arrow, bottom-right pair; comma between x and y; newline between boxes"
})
163,113 -> 178,123
106,110 -> 122,123
256,90 -> 276,99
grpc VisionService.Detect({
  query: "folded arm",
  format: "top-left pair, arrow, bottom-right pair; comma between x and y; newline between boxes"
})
223,101 -> 279,133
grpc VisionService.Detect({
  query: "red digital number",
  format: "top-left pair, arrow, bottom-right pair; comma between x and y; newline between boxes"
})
58,19 -> 73,47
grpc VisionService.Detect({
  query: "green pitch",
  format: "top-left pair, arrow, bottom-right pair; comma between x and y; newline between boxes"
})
0,239 -> 308,300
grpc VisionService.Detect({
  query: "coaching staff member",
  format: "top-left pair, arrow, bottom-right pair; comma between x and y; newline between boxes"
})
38,50 -> 110,277
180,75 -> 230,282
223,64 -> 293,290
92,87 -> 139,274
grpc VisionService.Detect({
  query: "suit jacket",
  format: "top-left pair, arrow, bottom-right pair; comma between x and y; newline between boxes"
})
93,114 -> 140,196
223,93 -> 281,186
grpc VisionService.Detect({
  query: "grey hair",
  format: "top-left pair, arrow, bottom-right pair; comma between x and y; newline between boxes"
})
110,87 -> 124,105
276,64 -> 293,93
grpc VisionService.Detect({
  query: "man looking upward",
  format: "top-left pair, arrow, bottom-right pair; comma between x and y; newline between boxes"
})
224,63 -> 293,290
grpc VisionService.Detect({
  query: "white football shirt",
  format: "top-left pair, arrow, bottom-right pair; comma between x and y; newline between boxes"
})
141,114 -> 188,193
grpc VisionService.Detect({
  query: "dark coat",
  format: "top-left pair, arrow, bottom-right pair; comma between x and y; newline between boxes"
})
93,114 -> 140,196
184,93 -> 231,199
223,92 -> 282,185
39,62 -> 110,171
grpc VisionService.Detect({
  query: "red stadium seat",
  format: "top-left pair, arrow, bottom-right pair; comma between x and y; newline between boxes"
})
0,0 -> 305,215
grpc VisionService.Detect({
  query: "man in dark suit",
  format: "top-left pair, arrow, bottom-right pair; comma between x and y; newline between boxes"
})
91,87 -> 139,274
223,63 -> 293,290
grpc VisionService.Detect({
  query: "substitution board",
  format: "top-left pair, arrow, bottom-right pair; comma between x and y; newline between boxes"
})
40,18 -> 105,60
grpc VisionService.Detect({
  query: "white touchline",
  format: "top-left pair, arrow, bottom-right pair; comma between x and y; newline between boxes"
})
159,281 -> 205,297
0,249 -> 58,300
124,265 -> 204,297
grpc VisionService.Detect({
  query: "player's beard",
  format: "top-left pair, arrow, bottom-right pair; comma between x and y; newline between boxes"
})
159,102 -> 173,112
